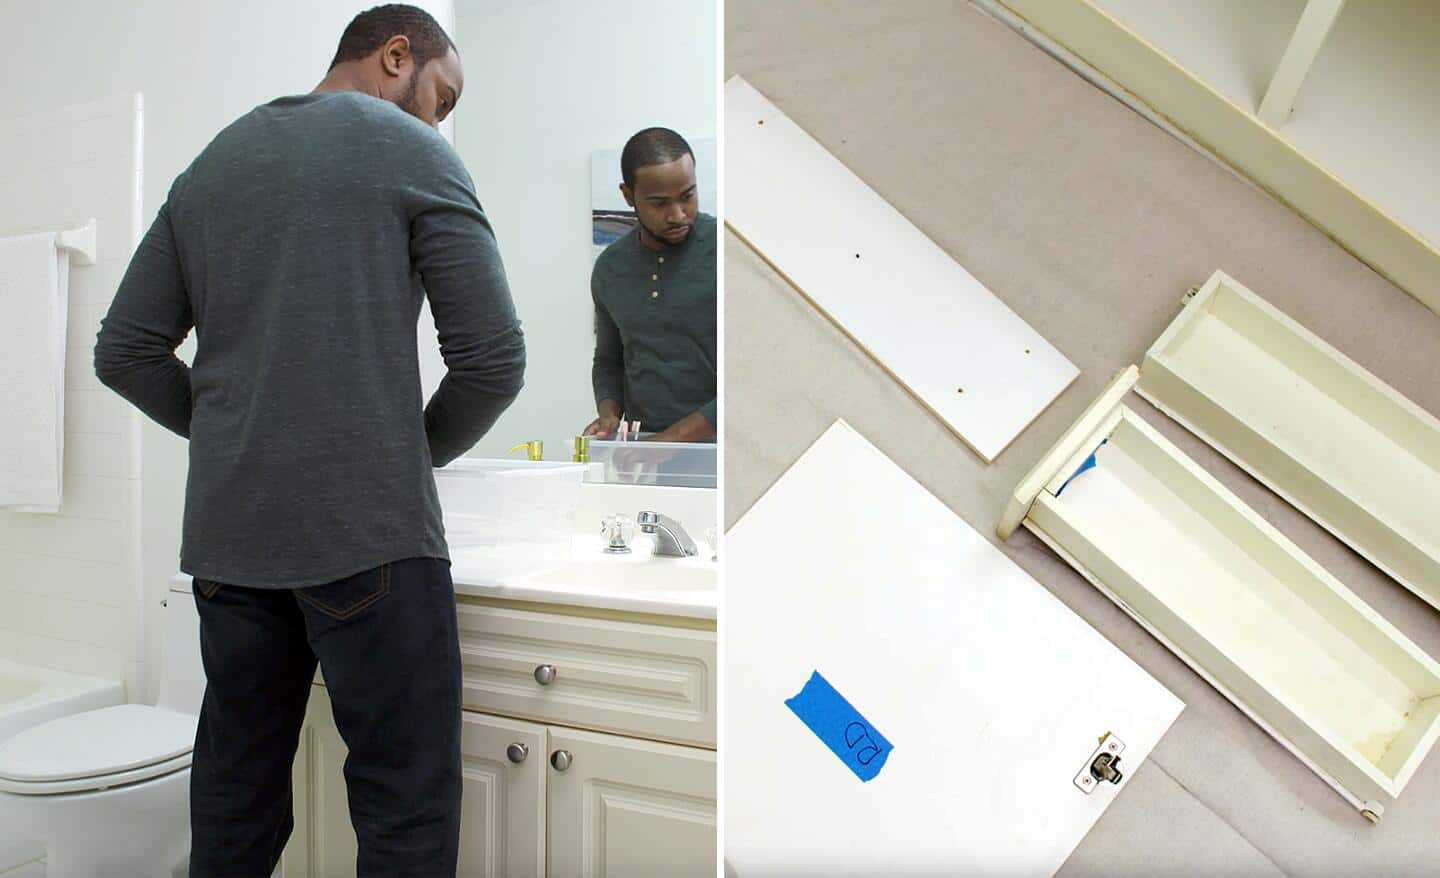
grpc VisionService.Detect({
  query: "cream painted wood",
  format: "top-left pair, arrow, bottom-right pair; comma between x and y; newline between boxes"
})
727,421 -> 1182,875
1139,271 -> 1440,610
457,604 -> 716,748
545,727 -> 716,878
1005,369 -> 1440,819
996,0 -> 1440,318
456,714 -> 548,878
723,76 -> 1078,462
281,686 -> 549,878
1256,0 -> 1345,127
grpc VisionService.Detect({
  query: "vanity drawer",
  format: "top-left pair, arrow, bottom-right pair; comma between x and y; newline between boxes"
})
1001,367 -> 1440,821
457,604 -> 716,749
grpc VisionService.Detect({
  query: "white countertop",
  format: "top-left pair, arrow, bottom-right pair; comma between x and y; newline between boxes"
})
168,538 -> 716,621
450,533 -> 717,620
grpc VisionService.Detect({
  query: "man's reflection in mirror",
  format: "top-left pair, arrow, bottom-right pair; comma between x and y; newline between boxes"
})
585,127 -> 717,443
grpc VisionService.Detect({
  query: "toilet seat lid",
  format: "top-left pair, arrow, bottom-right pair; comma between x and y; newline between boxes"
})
0,704 -> 197,784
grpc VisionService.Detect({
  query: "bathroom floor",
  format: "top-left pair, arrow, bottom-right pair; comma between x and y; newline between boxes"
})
0,857 -> 199,877
724,0 -> 1440,874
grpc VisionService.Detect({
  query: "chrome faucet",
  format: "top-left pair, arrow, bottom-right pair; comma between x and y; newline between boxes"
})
637,511 -> 698,557
601,514 -> 634,555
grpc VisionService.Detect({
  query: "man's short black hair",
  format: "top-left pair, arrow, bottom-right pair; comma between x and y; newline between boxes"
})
620,128 -> 694,190
329,4 -> 457,72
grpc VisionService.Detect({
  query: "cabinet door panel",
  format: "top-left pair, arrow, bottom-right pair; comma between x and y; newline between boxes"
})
547,728 -> 716,877
459,713 -> 547,878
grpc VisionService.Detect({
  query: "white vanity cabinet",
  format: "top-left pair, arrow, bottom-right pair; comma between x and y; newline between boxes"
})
280,596 -> 717,878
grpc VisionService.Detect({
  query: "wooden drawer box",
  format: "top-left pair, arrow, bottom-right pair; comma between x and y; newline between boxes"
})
456,603 -> 716,749
1138,270 -> 1440,610
1000,367 -> 1440,820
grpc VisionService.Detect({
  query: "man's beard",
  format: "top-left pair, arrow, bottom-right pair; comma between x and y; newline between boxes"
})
639,216 -> 692,248
396,73 -> 423,121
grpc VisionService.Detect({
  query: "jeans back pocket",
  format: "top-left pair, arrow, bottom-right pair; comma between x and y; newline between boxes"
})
294,563 -> 392,621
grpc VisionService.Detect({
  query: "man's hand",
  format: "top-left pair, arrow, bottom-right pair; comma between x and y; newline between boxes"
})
583,414 -> 620,439
643,410 -> 715,443
583,399 -> 623,439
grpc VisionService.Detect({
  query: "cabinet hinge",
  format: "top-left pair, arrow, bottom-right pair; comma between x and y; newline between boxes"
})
1074,731 -> 1126,794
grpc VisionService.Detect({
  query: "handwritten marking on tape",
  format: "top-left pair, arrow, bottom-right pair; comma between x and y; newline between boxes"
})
785,670 -> 893,782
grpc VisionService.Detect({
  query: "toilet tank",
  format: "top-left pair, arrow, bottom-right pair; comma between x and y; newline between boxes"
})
154,587 -> 207,715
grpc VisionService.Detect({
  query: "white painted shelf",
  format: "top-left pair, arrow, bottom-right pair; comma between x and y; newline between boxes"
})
1092,0 -> 1306,110
724,76 -> 1078,463
998,0 -> 1440,315
1280,0 -> 1440,249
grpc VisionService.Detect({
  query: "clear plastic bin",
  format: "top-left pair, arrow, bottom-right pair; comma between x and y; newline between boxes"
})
433,459 -> 587,583
582,437 -> 717,489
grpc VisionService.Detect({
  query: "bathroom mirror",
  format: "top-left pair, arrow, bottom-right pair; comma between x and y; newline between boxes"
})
419,0 -> 719,489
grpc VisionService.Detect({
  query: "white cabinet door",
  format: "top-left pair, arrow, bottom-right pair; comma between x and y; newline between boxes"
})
280,686 -> 548,878
726,421 -> 1184,876
457,713 -> 548,878
546,727 -> 717,878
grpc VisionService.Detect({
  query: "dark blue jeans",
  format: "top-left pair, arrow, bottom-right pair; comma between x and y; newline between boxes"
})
188,557 -> 462,878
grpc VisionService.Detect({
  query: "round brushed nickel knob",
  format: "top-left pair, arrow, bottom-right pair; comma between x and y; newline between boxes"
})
534,664 -> 557,685
550,749 -> 573,772
506,742 -> 529,764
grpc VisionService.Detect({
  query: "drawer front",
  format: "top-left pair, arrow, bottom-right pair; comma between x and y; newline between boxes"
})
458,604 -> 716,748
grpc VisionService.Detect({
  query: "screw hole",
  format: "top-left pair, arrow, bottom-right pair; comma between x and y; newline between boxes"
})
757,119 -> 764,126
956,388 -> 965,395
854,253 -> 861,259
1024,348 -> 1031,354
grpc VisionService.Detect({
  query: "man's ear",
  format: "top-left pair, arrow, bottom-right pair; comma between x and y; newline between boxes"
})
619,183 -> 635,209
380,34 -> 412,77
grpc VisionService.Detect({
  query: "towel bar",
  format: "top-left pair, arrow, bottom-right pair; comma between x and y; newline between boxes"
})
55,218 -> 97,266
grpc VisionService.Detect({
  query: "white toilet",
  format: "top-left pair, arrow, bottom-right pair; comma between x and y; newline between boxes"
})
0,585 -> 207,877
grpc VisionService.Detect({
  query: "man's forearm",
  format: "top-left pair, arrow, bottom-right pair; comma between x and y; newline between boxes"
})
94,333 -> 194,439
646,410 -> 715,443
592,361 -> 624,412
425,325 -> 526,467
95,198 -> 195,439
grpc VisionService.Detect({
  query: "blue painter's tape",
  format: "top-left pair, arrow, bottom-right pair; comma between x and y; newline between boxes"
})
785,670 -> 893,782
1056,438 -> 1108,497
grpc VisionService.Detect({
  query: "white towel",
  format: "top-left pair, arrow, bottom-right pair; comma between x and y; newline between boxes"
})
0,231 -> 69,513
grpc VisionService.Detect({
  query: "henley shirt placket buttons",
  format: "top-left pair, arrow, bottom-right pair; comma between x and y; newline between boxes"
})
652,256 -> 663,300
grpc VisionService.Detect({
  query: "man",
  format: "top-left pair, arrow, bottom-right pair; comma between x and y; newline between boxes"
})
585,127 -> 717,442
93,5 -> 523,876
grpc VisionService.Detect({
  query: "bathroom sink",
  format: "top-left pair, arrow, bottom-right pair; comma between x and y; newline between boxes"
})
450,532 -> 717,618
521,553 -> 715,593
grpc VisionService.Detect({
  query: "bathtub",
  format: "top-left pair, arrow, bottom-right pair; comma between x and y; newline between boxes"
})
0,659 -> 125,870
0,658 -> 125,743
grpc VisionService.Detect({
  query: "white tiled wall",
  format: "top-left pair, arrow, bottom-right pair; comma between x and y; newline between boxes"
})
0,95 -> 144,697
